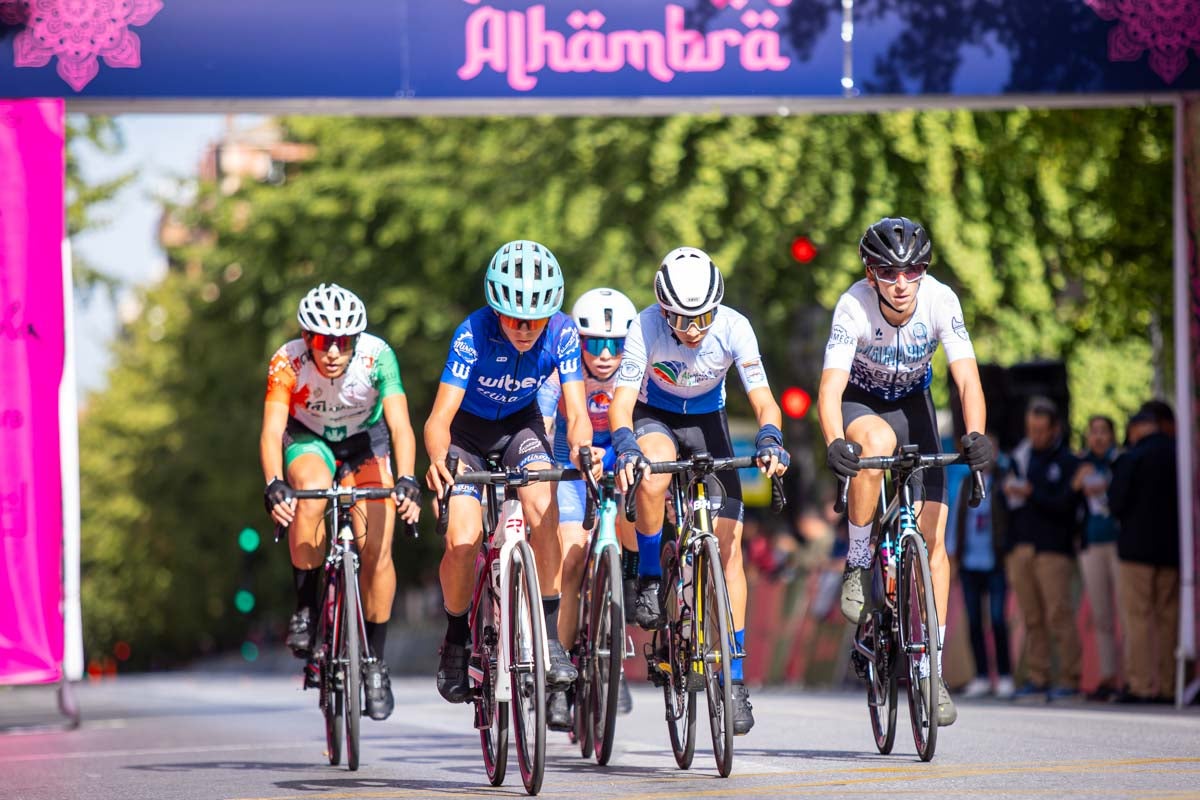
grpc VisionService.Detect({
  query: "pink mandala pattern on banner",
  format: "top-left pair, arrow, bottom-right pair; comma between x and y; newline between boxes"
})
1,0 -> 164,92
1085,0 -> 1200,84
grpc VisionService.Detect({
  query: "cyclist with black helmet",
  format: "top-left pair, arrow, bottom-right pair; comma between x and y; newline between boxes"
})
817,217 -> 992,727
262,283 -> 422,722
426,240 -> 599,706
609,247 -> 790,736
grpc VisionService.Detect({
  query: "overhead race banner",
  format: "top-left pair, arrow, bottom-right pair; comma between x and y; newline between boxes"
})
0,98 -> 66,686
0,1 -> 1198,98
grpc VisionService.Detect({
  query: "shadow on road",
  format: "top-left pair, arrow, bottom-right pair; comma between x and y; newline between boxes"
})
273,776 -> 532,796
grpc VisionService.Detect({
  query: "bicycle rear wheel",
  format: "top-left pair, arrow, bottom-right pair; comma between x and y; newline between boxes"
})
590,544 -> 623,765
659,539 -> 696,770
509,540 -> 546,795
698,536 -> 734,778
900,535 -> 939,762
864,610 -> 898,755
473,581 -> 508,786
342,551 -> 363,771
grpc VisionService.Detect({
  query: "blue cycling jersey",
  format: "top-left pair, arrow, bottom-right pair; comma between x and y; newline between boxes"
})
440,307 -> 584,419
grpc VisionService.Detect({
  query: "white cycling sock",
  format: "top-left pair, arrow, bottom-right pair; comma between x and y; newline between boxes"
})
846,521 -> 872,568
938,625 -> 946,677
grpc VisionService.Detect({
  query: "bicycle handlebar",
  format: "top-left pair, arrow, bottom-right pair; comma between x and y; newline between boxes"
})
286,485 -> 419,538
624,453 -> 787,521
433,453 -> 590,535
832,450 -> 986,515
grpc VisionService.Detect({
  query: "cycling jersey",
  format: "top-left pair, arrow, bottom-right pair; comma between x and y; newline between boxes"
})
537,366 -> 615,465
440,307 -> 583,419
615,304 -> 771,414
822,274 -> 975,402
266,333 -> 404,442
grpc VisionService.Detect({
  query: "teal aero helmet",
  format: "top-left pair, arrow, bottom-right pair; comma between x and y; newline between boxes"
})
484,240 -> 565,320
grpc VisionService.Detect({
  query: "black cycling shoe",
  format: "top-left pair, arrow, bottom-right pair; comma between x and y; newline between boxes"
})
436,640 -> 471,704
623,577 -> 638,625
732,681 -> 755,735
633,577 -> 665,630
617,671 -> 633,715
364,660 -> 394,721
547,690 -> 572,731
286,608 -> 314,657
546,639 -> 579,688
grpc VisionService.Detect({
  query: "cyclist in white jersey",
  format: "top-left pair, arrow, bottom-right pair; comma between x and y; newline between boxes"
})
261,283 -> 422,721
537,287 -> 640,729
817,218 -> 992,727
609,247 -> 790,736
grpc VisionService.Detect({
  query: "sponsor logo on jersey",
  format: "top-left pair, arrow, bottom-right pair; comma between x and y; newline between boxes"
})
587,390 -> 612,416
874,328 -> 883,339
496,356 -> 508,363
559,357 -> 581,375
518,436 -> 543,455
453,330 -> 478,364
557,325 -> 580,359
951,315 -> 970,341
741,358 -> 766,385
450,361 -> 472,381
479,373 -> 542,393
619,359 -> 643,381
827,324 -> 857,349
651,360 -> 718,387
913,322 -> 928,341
324,425 -> 348,442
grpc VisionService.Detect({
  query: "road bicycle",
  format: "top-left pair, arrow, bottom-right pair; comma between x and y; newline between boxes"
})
435,454 -> 589,796
632,452 -> 784,778
285,479 -> 416,772
570,446 -> 632,766
835,444 -> 984,762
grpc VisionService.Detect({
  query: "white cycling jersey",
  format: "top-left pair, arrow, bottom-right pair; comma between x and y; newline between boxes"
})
822,274 -> 975,401
616,304 -> 770,414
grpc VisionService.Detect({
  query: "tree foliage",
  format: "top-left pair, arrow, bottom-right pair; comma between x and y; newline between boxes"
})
77,107 -> 1173,666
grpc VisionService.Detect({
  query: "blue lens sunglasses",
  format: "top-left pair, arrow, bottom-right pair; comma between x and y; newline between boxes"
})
582,336 -> 625,357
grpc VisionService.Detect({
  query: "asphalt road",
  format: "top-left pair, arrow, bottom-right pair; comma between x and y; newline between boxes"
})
2,673 -> 1198,800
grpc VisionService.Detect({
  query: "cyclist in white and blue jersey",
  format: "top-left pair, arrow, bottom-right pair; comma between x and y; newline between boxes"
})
537,288 -> 640,729
425,240 -> 599,705
609,247 -> 790,736
817,217 -> 993,727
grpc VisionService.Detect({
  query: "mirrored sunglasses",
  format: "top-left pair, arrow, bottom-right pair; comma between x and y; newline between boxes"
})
664,308 -> 717,332
305,332 -> 359,352
498,313 -> 549,332
583,336 -> 625,357
872,264 -> 928,284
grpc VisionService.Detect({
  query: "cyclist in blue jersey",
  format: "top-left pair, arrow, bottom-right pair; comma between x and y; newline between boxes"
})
425,240 -> 599,705
817,217 -> 992,727
609,247 -> 790,736
537,287 -> 640,729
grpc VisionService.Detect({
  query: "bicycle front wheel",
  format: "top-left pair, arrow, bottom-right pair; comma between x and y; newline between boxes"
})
342,551 -> 363,771
319,573 -> 342,766
509,539 -> 546,795
698,536 -> 734,778
473,580 -> 508,786
900,535 -> 939,762
590,544 -> 624,765
659,539 -> 696,770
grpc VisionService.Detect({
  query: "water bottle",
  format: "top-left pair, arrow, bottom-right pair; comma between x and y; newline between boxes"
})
879,539 -> 896,599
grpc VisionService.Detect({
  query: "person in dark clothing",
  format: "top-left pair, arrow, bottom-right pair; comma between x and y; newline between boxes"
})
951,432 -> 1014,698
1109,407 -> 1180,703
1002,398 -> 1081,700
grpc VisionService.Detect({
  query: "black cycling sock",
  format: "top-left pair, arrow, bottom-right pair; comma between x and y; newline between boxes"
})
622,550 -> 640,582
542,596 -> 561,642
445,609 -> 469,646
365,621 -> 388,661
293,567 -> 321,614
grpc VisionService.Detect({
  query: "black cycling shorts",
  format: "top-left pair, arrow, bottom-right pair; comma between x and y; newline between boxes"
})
841,384 -> 946,504
448,402 -> 554,501
632,402 -> 744,522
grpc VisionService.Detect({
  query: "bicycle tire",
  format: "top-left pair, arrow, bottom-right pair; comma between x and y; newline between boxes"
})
901,535 -> 939,762
659,539 -> 697,770
574,548 -> 595,759
864,610 -> 898,755
698,536 -> 734,777
320,575 -> 342,766
590,544 -> 623,765
510,539 -> 546,795
342,550 -> 362,771
473,574 -> 509,786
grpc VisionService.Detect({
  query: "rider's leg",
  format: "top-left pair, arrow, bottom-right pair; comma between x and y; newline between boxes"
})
917,500 -> 951,633
840,415 -> 896,622
350,457 -> 397,626
284,452 -> 334,655
436,491 -> 484,703
632,431 -> 677,576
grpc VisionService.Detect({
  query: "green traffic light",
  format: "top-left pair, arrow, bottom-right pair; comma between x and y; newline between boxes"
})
241,641 -> 259,662
234,589 -> 256,613
238,527 -> 261,552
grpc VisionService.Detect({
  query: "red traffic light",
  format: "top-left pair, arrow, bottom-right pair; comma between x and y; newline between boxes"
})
790,236 -> 817,264
782,386 -> 811,419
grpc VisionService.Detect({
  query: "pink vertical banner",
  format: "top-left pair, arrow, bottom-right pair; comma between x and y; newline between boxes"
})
0,99 -> 66,685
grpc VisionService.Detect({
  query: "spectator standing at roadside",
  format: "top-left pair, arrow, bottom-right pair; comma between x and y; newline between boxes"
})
951,432 -> 1014,699
1071,415 -> 1121,701
1003,398 -> 1081,701
1109,406 -> 1180,704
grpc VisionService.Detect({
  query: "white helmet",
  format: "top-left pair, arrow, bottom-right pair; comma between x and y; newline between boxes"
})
297,283 -> 367,335
571,288 -> 638,337
654,247 -> 724,316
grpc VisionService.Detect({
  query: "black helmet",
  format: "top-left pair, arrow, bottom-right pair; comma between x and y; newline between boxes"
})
859,217 -> 931,269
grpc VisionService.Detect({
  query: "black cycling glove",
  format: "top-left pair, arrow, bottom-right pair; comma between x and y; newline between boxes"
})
264,477 -> 294,514
960,432 -> 994,470
393,475 -> 422,506
826,438 -> 862,479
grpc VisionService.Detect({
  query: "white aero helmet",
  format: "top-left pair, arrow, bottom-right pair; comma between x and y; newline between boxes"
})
297,283 -> 367,335
654,246 -> 724,316
571,288 -> 638,337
